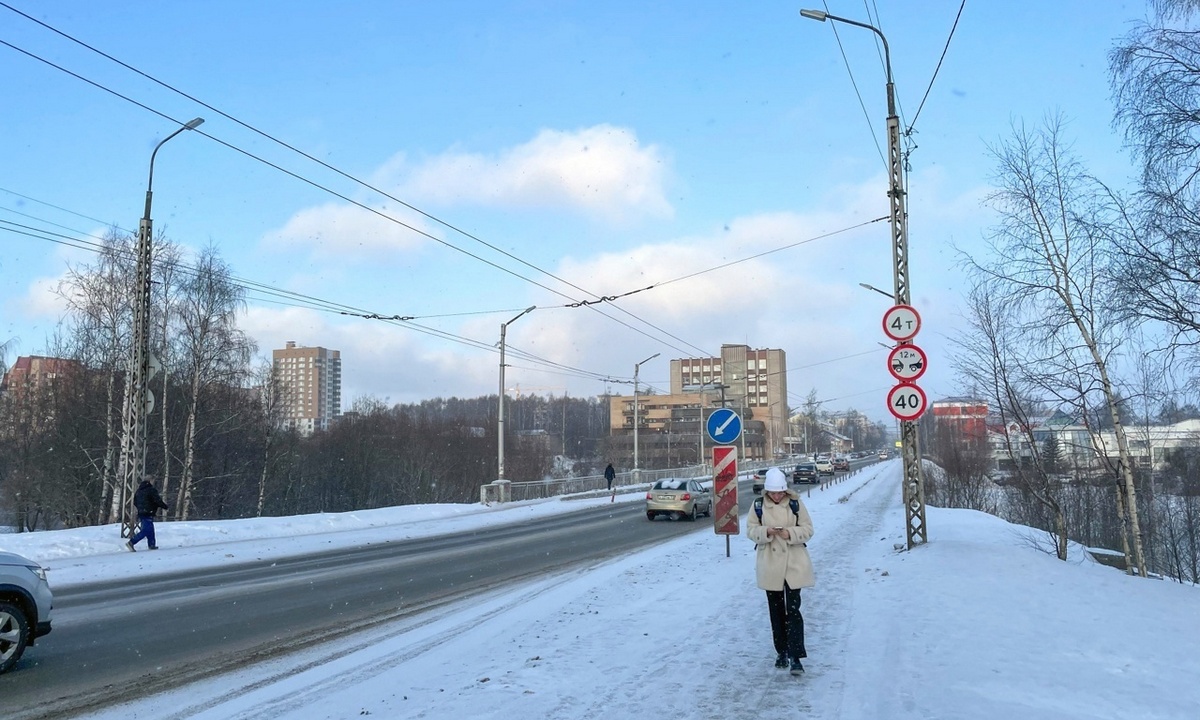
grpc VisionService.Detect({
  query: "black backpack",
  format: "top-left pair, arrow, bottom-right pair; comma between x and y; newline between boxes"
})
753,496 -> 799,524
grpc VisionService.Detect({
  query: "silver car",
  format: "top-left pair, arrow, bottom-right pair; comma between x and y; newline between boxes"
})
646,479 -> 713,521
0,551 -> 54,674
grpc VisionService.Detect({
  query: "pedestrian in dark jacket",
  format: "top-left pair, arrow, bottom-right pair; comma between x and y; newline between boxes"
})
126,477 -> 169,551
604,463 -> 616,492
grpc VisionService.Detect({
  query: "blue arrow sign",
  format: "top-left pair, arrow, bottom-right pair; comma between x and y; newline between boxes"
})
706,407 -> 742,444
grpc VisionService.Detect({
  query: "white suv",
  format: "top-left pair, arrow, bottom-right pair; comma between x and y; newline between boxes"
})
0,551 -> 54,674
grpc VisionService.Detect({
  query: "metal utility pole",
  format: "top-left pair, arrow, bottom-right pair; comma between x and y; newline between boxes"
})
801,8 -> 927,547
497,306 -> 536,480
115,117 -> 204,537
632,352 -> 660,478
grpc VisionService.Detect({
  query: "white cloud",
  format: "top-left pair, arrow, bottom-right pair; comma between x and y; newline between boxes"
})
234,168 -> 989,424
261,202 -> 433,259
392,125 -> 672,221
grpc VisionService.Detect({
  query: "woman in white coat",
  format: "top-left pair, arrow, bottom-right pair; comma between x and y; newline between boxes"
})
747,467 -> 815,674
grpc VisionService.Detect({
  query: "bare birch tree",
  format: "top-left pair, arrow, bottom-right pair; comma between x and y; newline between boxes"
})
954,281 -> 1071,559
173,246 -> 253,520
1111,1 -> 1200,360
55,230 -> 136,523
968,118 -> 1148,573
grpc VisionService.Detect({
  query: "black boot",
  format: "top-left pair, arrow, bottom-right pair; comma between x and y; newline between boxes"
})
790,658 -> 805,675
774,652 -> 788,669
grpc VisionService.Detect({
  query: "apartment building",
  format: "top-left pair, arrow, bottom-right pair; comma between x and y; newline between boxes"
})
0,355 -> 82,397
669,344 -> 788,457
272,341 -> 342,435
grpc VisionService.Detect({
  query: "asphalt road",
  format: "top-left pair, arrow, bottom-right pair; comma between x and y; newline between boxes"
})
0,478 -> 765,720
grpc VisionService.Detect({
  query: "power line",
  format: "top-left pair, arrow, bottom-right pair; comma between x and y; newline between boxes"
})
0,5 -> 719,361
822,0 -> 887,172
0,217 -> 624,386
906,0 -> 966,136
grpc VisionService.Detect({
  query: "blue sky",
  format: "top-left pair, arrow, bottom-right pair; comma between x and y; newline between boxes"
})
0,1 -> 1147,424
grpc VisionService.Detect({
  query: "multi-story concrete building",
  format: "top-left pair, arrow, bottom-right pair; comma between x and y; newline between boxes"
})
0,356 -> 82,398
605,344 -> 787,467
670,344 -> 788,457
272,342 -> 342,435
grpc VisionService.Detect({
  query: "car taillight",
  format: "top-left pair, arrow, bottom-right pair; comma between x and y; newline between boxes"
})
680,493 -> 692,501
646,492 -> 653,500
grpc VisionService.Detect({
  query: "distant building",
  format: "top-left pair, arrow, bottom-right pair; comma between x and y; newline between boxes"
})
931,397 -> 989,442
669,344 -> 789,457
606,342 -> 787,467
272,341 -> 342,435
0,355 -> 82,397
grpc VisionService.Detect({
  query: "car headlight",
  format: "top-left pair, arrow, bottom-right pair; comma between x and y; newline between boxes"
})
27,565 -> 48,583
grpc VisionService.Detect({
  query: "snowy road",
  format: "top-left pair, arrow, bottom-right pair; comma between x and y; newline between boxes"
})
84,464 -> 902,720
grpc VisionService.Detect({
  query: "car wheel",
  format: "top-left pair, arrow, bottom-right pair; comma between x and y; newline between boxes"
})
646,511 -> 655,521
687,506 -> 698,521
0,601 -> 30,674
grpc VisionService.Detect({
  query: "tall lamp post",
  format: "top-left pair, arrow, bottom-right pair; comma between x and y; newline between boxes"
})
801,8 -> 927,548
116,117 -> 204,536
632,352 -> 660,479
497,305 -> 536,480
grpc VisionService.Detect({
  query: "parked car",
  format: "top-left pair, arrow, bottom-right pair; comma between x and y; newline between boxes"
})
646,479 -> 713,521
878,451 -> 889,460
0,551 -> 53,674
793,463 -> 819,484
814,458 -> 834,475
832,456 -> 850,472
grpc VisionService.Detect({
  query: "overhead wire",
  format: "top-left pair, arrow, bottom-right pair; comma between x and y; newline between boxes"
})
906,0 -> 966,137
0,3 -> 719,360
3,185 -> 887,348
2,5 -> 916,395
0,216 -> 621,385
822,0 -> 887,172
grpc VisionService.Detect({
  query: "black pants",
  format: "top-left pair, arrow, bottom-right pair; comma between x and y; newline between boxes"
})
766,582 -> 806,660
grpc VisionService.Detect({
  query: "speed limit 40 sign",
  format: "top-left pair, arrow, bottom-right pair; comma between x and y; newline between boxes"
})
887,383 -> 928,421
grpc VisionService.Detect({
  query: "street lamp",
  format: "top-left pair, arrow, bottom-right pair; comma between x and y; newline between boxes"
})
497,305 -> 536,480
633,352 -> 660,477
859,282 -> 895,301
802,8 -> 927,548
116,116 -> 204,536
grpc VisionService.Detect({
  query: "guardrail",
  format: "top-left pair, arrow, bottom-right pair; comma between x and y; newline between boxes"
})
479,458 -> 845,504
480,464 -> 716,504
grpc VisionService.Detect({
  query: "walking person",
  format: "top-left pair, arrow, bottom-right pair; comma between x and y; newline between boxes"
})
604,463 -> 616,492
126,476 -> 169,551
747,468 -> 814,675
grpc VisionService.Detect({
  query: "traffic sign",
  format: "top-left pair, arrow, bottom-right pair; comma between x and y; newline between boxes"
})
887,344 -> 928,382
887,383 -> 928,421
706,408 -> 742,444
882,304 -> 921,342
712,446 -> 739,536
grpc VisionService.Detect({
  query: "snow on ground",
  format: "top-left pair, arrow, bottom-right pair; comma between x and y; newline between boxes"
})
3,462 -> 1199,719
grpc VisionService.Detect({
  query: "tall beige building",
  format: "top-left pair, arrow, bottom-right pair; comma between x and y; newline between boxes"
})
272,341 -> 342,435
670,344 -> 788,457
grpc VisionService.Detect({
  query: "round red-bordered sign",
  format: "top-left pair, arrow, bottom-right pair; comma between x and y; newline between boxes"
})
882,304 -> 921,342
886,382 -> 928,421
887,344 -> 928,382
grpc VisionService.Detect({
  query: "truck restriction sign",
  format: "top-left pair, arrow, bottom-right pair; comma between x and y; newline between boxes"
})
882,305 -> 921,342
712,446 -> 739,536
887,383 -> 928,421
887,344 -> 927,382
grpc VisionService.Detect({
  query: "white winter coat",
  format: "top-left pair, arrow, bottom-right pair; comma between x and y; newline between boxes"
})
746,490 -> 815,591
